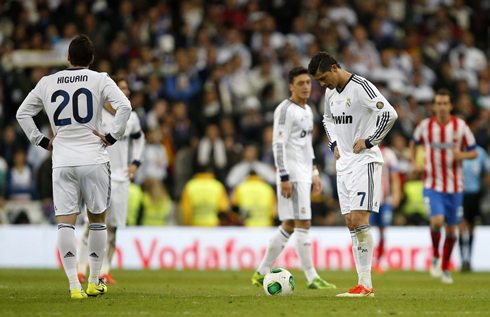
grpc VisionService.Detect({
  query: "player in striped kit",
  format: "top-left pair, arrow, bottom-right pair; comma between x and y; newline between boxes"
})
410,89 -> 477,284
309,52 -> 398,297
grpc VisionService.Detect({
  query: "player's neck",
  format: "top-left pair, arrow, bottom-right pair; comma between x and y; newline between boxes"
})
68,63 -> 89,69
336,69 -> 352,91
436,114 -> 451,125
290,95 -> 306,107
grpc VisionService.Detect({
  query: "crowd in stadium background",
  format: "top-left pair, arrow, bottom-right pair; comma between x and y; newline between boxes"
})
0,0 -> 490,227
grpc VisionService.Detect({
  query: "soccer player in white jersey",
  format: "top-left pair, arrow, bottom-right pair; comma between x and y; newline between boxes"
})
370,144 -> 401,274
16,35 -> 131,299
251,67 -> 336,290
78,77 -> 145,284
308,52 -> 398,297
410,89 -> 477,284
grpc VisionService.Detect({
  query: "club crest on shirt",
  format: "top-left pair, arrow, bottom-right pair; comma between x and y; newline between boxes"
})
345,98 -> 351,108
376,101 -> 384,109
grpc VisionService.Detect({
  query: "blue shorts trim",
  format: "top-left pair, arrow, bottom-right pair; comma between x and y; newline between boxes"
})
370,203 -> 393,227
423,189 -> 463,225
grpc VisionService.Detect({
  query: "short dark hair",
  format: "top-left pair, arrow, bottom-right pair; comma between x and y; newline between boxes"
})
308,52 -> 340,76
68,34 -> 94,67
288,66 -> 308,84
435,88 -> 452,103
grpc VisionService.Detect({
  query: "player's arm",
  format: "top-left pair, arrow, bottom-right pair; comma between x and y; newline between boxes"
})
272,106 -> 293,198
128,112 -> 145,180
96,74 -> 132,146
16,79 -> 54,151
354,82 -> 398,153
452,123 -> 478,161
322,95 -> 339,158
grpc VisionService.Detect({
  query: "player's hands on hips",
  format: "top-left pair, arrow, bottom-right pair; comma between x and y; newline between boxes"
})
452,147 -> 464,161
47,134 -> 56,151
312,175 -> 322,195
281,180 -> 292,198
93,130 -> 112,147
334,146 -> 340,160
353,139 -> 367,154
127,163 -> 138,180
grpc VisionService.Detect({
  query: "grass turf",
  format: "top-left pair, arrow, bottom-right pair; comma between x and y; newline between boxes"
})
0,269 -> 489,316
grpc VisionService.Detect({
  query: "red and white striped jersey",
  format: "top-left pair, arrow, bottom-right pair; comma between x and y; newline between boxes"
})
412,116 -> 477,193
380,146 -> 399,204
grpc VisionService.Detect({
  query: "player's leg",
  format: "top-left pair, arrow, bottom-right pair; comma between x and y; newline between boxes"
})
459,193 -> 472,271
79,163 -> 111,296
253,186 -> 294,286
465,192 -> 480,271
336,163 -> 378,297
253,220 -> 293,286
77,222 -> 90,283
424,189 -> 445,278
440,193 -> 463,284
53,167 -> 87,299
292,183 -> 335,289
100,180 -> 129,284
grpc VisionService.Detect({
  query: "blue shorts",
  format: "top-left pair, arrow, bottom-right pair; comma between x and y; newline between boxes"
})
423,189 -> 463,226
370,203 -> 393,227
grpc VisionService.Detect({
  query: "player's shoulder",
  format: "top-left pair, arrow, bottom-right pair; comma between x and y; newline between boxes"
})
350,74 -> 378,97
453,116 -> 468,126
417,117 -> 431,127
274,99 -> 294,116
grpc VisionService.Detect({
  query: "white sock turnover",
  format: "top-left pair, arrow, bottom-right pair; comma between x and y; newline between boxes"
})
58,224 -> 81,291
88,223 -> 107,285
355,225 -> 374,289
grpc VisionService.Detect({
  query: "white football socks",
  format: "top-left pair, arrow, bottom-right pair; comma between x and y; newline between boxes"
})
355,225 -> 374,289
58,224 -> 81,291
350,230 -> 361,285
100,225 -> 117,276
88,223 -> 107,285
294,228 -> 318,284
77,222 -> 89,276
257,226 -> 290,276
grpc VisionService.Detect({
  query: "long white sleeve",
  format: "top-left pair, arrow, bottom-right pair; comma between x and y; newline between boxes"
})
16,80 -> 50,149
129,113 -> 145,164
322,95 -> 338,151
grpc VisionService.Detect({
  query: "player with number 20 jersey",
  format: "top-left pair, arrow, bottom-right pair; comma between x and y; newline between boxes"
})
16,35 -> 131,299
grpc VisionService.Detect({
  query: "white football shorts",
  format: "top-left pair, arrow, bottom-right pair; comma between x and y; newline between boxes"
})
105,180 -> 130,227
277,181 -> 312,221
53,162 -> 111,216
337,162 -> 382,215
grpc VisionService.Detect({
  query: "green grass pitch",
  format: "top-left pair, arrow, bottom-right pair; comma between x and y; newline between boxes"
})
1,269 -> 489,316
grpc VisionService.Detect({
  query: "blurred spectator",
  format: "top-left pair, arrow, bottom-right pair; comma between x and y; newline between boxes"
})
196,124 -> 227,182
345,25 -> 380,76
226,144 -> 275,188
134,129 -> 168,185
230,171 -> 276,226
5,148 -> 36,201
127,178 -> 171,226
239,96 -> 264,142
179,167 -> 230,226
162,48 -> 201,105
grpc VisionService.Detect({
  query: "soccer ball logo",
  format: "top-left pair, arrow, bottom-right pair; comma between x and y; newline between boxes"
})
263,268 -> 295,296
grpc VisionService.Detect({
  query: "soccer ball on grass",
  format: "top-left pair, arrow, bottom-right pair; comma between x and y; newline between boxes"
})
263,268 -> 295,296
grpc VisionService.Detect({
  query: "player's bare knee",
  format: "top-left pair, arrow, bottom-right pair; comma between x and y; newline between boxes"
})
294,220 -> 311,230
87,209 -> 106,223
281,220 -> 295,234
350,210 -> 370,228
445,225 -> 457,237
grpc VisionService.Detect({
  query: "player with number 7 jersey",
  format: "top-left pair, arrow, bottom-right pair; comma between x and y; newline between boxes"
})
16,35 -> 131,299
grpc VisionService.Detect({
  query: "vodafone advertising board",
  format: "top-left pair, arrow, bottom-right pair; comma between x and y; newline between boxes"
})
1,226 -> 489,271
